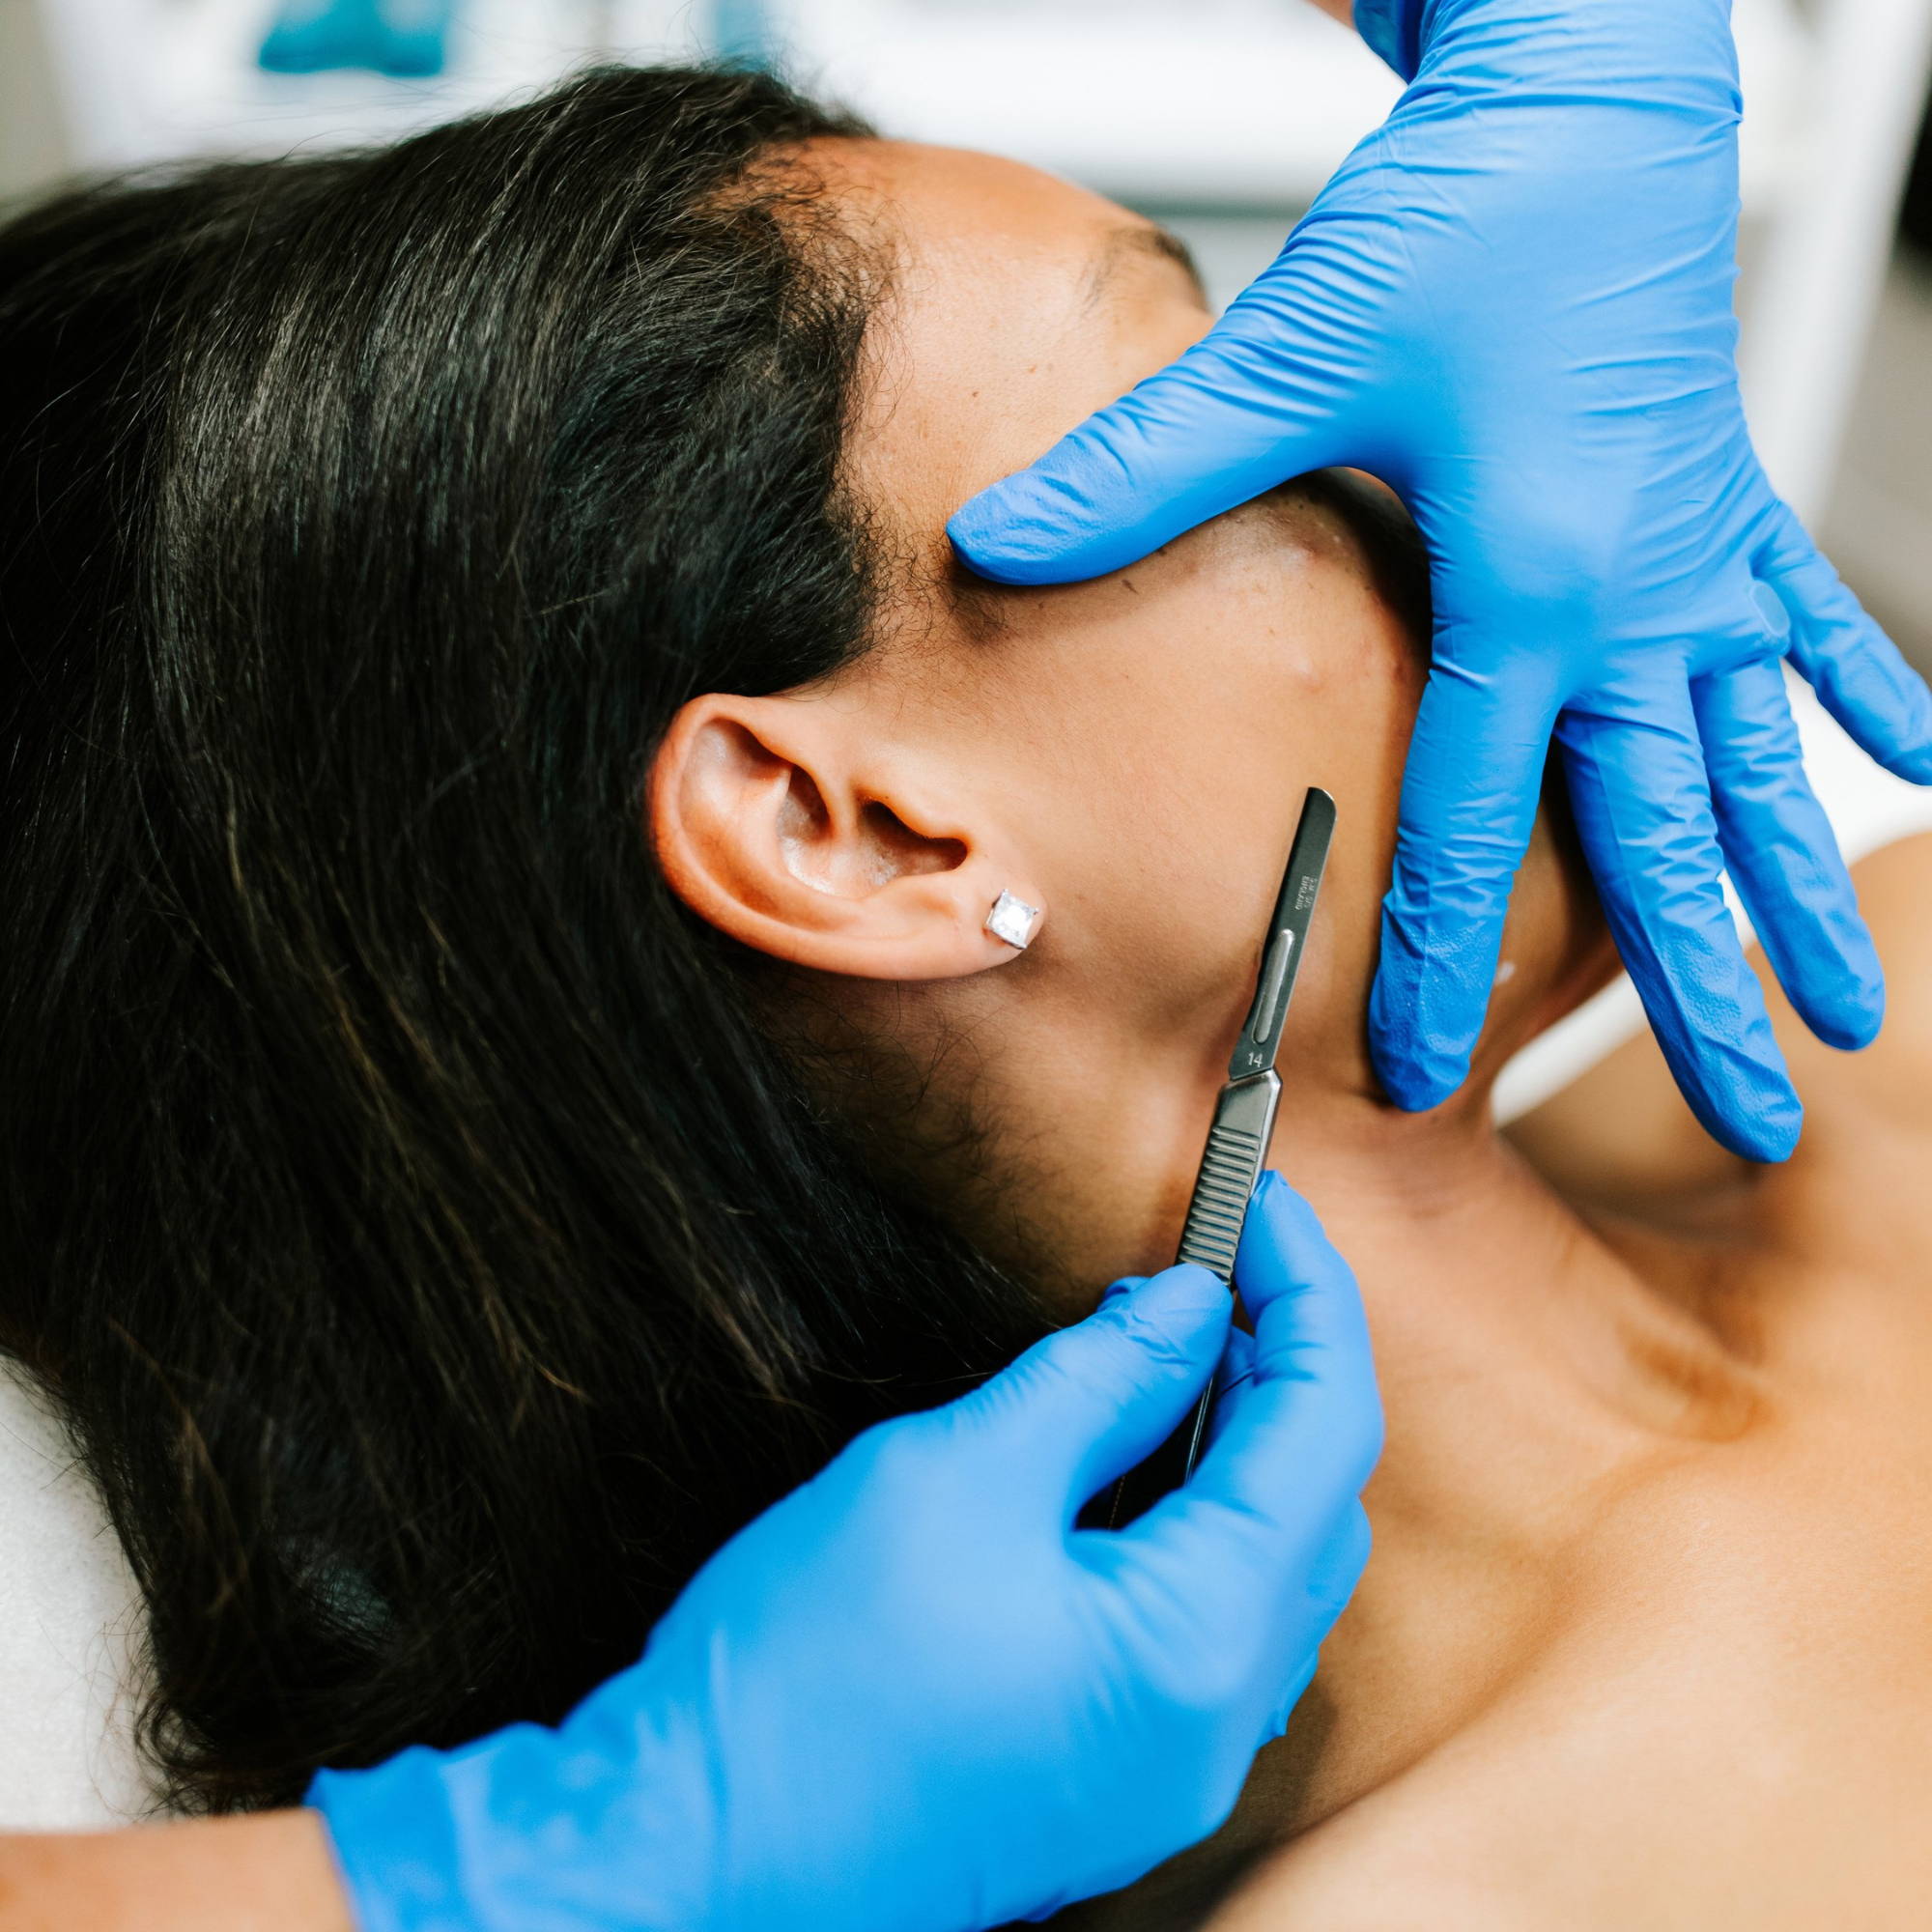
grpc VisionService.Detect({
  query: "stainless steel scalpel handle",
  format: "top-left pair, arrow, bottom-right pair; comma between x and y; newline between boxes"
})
1094,1075 -> 1281,1522
1087,787 -> 1333,1530
1175,1071 -> 1283,1285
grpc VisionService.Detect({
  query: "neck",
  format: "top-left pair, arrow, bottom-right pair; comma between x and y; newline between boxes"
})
1274,1090 -> 1674,1453
910,894 -> 1769,1861
954,980 -> 1748,1460
962,972 -> 1580,1321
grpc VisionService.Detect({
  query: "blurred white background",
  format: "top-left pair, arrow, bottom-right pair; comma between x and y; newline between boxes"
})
3,0 -> 1928,668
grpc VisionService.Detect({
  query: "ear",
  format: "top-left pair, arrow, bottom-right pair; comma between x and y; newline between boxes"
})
648,692 -> 1044,980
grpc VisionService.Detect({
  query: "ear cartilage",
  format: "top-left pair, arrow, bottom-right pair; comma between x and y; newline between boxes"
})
984,889 -> 1042,951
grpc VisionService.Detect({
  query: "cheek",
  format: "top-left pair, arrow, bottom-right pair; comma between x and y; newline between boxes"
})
1169,591 -> 1418,1021
984,554 -> 1423,1034
1300,580 -> 1429,820
1266,576 -> 1429,1019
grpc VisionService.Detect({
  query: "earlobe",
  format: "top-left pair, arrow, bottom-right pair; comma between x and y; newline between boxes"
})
647,692 -> 1044,980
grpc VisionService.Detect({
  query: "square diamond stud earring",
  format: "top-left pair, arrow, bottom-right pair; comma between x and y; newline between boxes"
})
984,889 -> 1042,951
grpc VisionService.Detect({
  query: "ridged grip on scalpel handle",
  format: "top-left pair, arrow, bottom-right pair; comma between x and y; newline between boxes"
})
1090,1075 -> 1277,1527
1177,1073 -> 1282,1285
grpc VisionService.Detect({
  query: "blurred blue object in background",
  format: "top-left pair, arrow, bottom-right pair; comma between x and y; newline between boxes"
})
712,0 -> 769,64
259,0 -> 454,79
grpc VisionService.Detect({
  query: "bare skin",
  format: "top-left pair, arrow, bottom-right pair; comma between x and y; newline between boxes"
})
0,1813 -> 351,1932
652,136 -> 1932,1928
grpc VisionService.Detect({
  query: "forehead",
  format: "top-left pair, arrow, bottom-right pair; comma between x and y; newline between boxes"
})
797,136 -> 1212,542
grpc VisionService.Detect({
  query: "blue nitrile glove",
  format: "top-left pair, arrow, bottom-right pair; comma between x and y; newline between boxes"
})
949,0 -> 1932,1162
308,1172 -> 1380,1932
259,0 -> 451,78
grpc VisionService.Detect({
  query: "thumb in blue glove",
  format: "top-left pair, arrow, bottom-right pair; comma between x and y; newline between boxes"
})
308,1171 -> 1381,1932
949,0 -> 1932,1162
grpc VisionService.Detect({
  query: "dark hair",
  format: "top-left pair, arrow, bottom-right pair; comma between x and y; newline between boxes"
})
0,66 -> 1045,1812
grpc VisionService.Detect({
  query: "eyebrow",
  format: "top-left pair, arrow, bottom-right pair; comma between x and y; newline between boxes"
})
1083,224 -> 1210,311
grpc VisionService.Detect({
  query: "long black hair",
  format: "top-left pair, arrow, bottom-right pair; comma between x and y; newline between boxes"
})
0,66 -> 1045,1812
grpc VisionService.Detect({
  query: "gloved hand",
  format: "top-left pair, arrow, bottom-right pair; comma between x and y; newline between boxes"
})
948,0 -> 1932,1161
308,1172 -> 1380,1932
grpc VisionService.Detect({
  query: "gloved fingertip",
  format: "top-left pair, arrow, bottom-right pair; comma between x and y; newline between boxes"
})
1132,1262 -> 1229,1320
1099,1276 -> 1146,1307
947,486 -> 1072,585
1365,1011 -> 1468,1113
1725,1091 -> 1803,1164
1243,1175 -> 1326,1272
1252,1169 -> 1315,1228
1817,1013 -> 1883,1055
1374,1057 -> 1462,1114
1828,932 -> 1888,1048
1094,1267 -> 1230,1371
1366,953 -> 1477,1112
1807,991 -> 1884,1055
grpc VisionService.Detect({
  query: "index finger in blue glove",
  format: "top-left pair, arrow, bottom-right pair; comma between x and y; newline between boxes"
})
1754,500 -> 1932,786
1369,650 -> 1559,1110
1151,1173 -> 1381,1558
1693,655 -> 1884,1051
936,1264 -> 1234,1518
1557,686 -> 1801,1160
946,295 -> 1354,586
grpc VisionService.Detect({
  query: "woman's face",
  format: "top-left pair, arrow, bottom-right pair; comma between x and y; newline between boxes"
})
655,136 -> 1600,1290
816,136 -> 1436,1089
